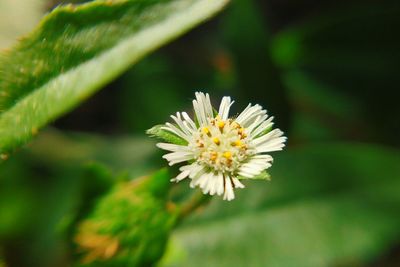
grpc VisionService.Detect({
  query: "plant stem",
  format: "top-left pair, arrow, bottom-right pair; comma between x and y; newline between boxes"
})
176,191 -> 211,224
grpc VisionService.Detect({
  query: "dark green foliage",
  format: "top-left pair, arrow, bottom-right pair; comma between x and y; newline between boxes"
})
166,144 -> 400,267
270,2 -> 400,145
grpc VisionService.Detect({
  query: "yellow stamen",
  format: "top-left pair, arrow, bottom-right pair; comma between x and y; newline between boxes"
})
232,140 -> 243,147
213,137 -> 220,145
202,127 -> 211,136
217,120 -> 225,130
223,151 -> 232,159
210,151 -> 218,161
231,121 -> 240,129
238,127 -> 247,138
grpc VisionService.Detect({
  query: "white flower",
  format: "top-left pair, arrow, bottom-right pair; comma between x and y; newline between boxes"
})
156,92 -> 287,201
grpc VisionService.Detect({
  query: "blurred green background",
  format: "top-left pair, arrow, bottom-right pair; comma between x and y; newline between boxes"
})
0,0 -> 399,266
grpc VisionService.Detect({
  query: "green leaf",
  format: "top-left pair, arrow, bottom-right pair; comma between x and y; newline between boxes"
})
0,0 -> 229,155
161,144 -> 400,267
74,169 -> 176,267
147,124 -> 188,146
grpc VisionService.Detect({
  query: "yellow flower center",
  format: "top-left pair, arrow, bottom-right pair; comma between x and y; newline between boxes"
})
193,117 -> 251,173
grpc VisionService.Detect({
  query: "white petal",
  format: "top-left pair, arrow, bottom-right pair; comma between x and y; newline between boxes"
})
250,116 -> 274,138
193,92 -> 213,126
199,173 -> 212,192
252,129 -> 287,153
204,93 -> 214,118
238,167 -> 261,176
216,173 -> 224,196
218,96 -> 234,120
192,101 -> 206,126
253,128 -> 282,144
238,156 -> 271,177
183,164 -> 205,179
156,143 -> 190,152
190,168 -> 207,188
208,174 -> 220,196
203,178 -> 214,195
254,132 -> 278,144
235,104 -> 251,123
246,155 -> 273,167
238,155 -> 273,177
246,115 -> 264,133
223,176 -> 235,201
181,112 -> 197,131
232,177 -> 245,188
163,151 -> 193,166
258,139 -> 286,153
238,170 -> 254,178
236,104 -> 267,128
171,169 -> 190,182
161,123 -> 191,142
171,112 -> 194,136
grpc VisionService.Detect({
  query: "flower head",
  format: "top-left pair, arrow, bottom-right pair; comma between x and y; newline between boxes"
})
154,92 -> 286,201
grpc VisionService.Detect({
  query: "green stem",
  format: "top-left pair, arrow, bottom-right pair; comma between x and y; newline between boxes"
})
176,190 -> 212,224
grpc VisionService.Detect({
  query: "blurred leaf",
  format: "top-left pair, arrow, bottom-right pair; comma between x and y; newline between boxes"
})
0,0 -> 230,155
25,128 -> 159,177
271,4 -> 400,74
161,144 -> 400,267
0,129 -> 160,238
0,130 -> 161,266
74,169 -> 177,267
271,2 -> 400,144
282,71 -> 365,143
283,71 -> 360,120
117,55 -> 193,133
220,0 -> 292,130
66,162 -> 116,236
0,155 -> 83,266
